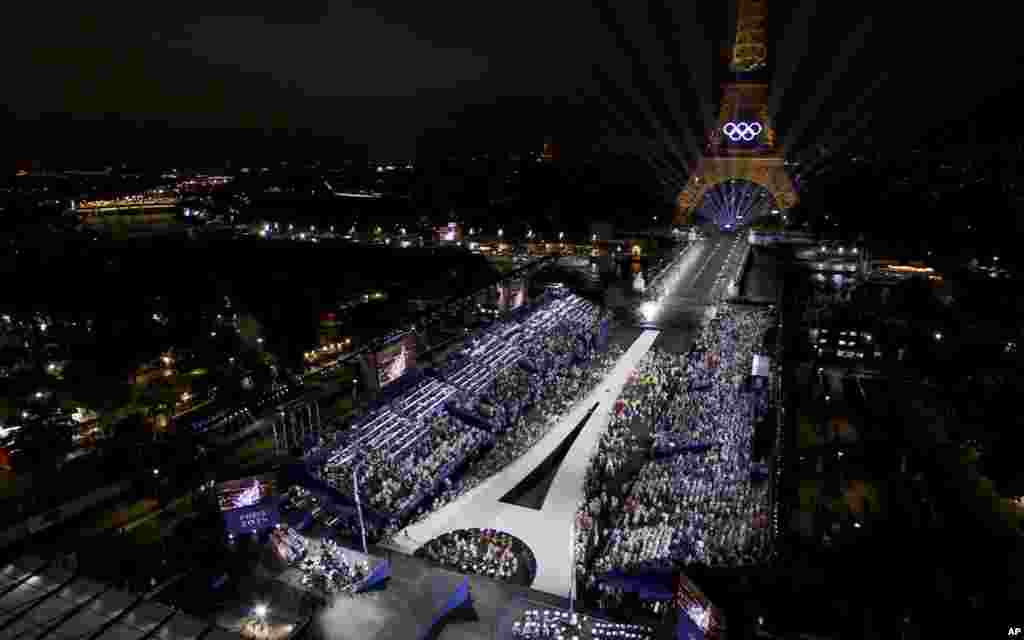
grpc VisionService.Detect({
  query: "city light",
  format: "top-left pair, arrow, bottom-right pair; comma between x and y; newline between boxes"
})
253,604 -> 268,620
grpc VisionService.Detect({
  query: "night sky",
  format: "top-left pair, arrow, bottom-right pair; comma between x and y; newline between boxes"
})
2,1 -> 1020,160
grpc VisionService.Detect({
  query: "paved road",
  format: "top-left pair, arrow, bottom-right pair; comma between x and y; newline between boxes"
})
645,230 -> 749,353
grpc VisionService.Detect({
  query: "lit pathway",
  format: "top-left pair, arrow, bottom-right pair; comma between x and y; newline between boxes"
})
385,329 -> 660,598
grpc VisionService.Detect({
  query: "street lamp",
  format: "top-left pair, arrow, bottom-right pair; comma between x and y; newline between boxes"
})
352,461 -> 369,554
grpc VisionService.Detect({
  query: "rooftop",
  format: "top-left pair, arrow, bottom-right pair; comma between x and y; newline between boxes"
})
0,556 -> 237,640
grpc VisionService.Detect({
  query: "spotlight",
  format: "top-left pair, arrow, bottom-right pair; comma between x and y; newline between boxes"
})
641,301 -> 659,321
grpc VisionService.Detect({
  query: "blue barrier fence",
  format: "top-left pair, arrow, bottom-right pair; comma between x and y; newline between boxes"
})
354,559 -> 391,593
417,577 -> 472,640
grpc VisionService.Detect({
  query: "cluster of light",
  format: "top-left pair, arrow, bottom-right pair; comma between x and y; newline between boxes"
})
883,265 -> 935,274
699,179 -> 775,228
722,121 -> 763,142
78,195 -> 177,209
336,190 -> 383,199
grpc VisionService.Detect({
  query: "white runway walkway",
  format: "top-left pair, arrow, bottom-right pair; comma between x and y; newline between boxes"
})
386,329 -> 660,598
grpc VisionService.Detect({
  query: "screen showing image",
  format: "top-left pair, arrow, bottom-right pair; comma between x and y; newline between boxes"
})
509,279 -> 526,310
375,333 -> 417,388
676,573 -> 725,638
217,475 -> 276,512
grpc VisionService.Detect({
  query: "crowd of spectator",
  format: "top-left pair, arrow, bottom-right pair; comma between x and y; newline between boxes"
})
509,608 -> 655,640
326,414 -> 492,514
314,292 -> 616,545
283,534 -> 370,595
299,540 -> 370,593
419,529 -> 528,583
389,345 -> 625,539
574,305 -> 775,589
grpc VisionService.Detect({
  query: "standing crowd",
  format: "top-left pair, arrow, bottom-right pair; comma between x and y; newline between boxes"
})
575,305 -> 776,598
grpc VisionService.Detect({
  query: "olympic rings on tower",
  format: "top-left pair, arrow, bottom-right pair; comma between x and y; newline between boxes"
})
722,122 -> 763,142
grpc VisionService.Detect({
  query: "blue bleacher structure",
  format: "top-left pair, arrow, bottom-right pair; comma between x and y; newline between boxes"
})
304,293 -> 612,525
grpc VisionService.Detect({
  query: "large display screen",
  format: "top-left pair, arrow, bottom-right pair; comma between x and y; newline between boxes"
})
373,333 -> 417,389
509,279 -> 526,310
676,573 -> 725,640
224,503 -> 280,533
217,475 -> 277,512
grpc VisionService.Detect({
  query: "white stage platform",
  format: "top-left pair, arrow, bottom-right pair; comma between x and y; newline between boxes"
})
386,329 -> 660,598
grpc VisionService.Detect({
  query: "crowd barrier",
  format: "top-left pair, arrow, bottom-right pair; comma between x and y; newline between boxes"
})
353,559 -> 391,593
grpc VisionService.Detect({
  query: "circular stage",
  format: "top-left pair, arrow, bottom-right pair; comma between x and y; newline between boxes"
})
414,528 -> 537,587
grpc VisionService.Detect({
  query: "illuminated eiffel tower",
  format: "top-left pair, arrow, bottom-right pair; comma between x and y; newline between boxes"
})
675,0 -> 799,227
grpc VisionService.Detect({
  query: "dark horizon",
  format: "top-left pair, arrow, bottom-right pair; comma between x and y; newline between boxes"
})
4,1 -> 1023,163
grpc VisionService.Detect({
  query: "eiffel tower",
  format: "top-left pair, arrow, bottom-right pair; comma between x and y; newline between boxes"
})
674,0 -> 798,227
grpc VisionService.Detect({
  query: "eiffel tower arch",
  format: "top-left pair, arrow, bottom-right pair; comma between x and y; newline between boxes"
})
675,0 -> 799,227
